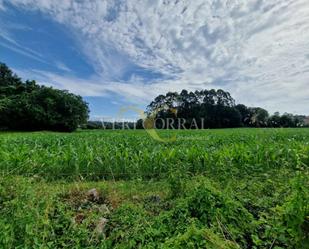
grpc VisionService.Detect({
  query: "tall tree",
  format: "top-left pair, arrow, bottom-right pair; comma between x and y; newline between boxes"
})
0,62 -> 89,132
146,89 -> 242,129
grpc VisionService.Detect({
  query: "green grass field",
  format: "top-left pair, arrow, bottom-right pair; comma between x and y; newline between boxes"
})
0,129 -> 308,248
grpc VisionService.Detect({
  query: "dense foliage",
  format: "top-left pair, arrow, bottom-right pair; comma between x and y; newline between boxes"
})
0,129 -> 308,248
0,62 -> 89,132
0,129 -> 308,180
144,90 -> 308,129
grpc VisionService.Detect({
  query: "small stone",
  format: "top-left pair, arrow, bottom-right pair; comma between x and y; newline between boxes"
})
95,217 -> 108,237
98,204 -> 110,214
86,188 -> 100,202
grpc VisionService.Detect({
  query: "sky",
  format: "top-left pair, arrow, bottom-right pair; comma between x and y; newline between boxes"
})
1,0 -> 309,119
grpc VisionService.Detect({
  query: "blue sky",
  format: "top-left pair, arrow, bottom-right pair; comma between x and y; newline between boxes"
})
1,0 -> 309,118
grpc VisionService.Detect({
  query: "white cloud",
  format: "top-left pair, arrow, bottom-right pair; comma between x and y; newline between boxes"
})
55,62 -> 71,72
0,19 -> 48,63
14,68 -> 208,105
0,0 -> 5,10
4,0 -> 309,114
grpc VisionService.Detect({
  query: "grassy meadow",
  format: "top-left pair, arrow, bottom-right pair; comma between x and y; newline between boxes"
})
0,129 -> 308,248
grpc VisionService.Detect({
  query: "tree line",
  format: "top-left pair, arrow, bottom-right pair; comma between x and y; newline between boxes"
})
1,62 -> 307,131
0,62 -> 89,132
140,89 -> 308,129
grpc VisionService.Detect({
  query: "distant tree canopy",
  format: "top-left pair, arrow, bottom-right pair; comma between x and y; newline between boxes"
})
143,89 -> 307,129
0,62 -> 89,132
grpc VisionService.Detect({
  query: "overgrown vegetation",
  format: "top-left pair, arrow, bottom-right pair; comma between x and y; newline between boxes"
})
1,129 -> 308,181
0,129 -> 308,248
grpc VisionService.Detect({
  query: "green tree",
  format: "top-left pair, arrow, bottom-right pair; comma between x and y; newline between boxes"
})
147,89 -> 242,129
248,107 -> 269,127
0,62 -> 89,132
